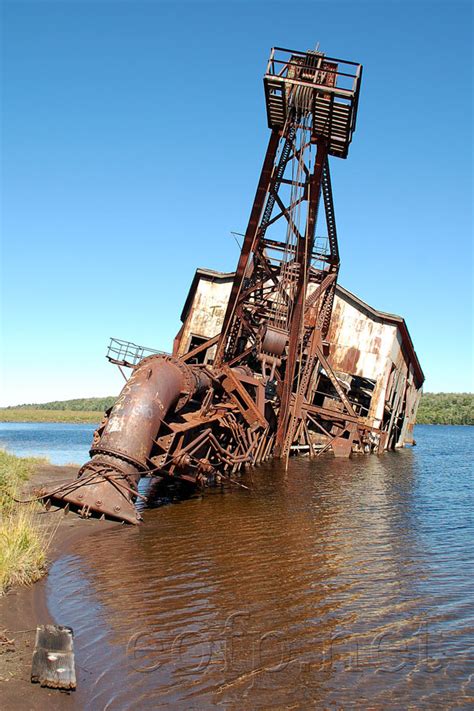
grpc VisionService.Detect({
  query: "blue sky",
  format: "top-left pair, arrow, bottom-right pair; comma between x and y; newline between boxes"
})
1,0 -> 472,405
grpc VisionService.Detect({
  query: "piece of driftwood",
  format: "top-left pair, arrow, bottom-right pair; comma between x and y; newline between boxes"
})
31,624 -> 76,690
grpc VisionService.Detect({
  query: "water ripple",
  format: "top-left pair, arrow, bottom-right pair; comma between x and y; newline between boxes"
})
46,425 -> 474,709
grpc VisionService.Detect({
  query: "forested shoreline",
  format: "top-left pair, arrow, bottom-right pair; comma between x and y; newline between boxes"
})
4,397 -> 116,412
0,393 -> 472,425
416,393 -> 473,425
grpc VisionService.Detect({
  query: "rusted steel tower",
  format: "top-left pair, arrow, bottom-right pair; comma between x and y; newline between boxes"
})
41,47 -> 403,525
214,48 -> 363,459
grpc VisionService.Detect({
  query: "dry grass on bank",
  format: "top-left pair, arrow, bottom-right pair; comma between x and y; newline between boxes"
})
0,450 -> 57,594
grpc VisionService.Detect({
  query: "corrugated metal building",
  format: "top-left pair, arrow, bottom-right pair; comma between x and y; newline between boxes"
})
174,268 -> 424,449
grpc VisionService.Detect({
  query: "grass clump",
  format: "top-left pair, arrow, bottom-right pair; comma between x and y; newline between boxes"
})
0,450 -> 56,594
0,505 -> 48,590
0,451 -> 41,508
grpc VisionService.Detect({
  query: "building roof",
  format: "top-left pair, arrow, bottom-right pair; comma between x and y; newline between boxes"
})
181,268 -> 425,387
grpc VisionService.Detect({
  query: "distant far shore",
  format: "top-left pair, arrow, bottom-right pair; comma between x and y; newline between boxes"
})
1,391 -> 473,426
0,397 -> 114,424
1,408 -> 471,425
0,408 -> 102,424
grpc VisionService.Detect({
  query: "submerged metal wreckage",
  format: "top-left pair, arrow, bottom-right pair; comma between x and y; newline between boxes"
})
42,47 -> 424,524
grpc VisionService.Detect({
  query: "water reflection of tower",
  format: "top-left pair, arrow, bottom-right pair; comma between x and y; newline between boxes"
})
278,449 -> 425,685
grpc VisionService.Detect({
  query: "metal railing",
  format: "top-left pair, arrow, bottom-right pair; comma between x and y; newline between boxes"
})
265,47 -> 362,95
106,337 -> 169,367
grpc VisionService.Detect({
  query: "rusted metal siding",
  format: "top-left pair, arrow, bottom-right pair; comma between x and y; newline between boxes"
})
178,271 -> 423,439
323,292 -> 422,440
176,275 -> 233,361
327,296 -> 394,378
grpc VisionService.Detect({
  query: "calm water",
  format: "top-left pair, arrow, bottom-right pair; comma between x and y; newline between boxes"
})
0,421 -> 96,464
36,425 -> 474,709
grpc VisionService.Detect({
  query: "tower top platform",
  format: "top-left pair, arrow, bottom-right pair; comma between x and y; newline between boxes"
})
263,47 -> 363,158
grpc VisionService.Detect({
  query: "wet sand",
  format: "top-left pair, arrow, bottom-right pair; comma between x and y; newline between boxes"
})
0,463 -> 114,710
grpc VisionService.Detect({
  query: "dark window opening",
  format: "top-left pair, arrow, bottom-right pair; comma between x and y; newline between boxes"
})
312,371 -> 376,417
187,335 -> 208,364
347,375 -> 375,417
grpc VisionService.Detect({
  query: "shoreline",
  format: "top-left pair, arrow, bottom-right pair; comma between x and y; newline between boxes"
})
2,415 -> 473,427
0,462 -> 116,709
0,418 -> 474,427
0,411 -> 102,424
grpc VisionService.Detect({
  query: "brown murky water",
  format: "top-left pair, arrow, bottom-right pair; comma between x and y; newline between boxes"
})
47,426 -> 473,709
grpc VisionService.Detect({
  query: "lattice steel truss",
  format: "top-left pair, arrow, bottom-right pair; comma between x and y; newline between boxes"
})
214,48 -> 364,458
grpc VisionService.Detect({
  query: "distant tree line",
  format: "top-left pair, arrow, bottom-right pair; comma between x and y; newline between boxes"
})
4,393 -> 473,425
416,393 -> 473,425
7,397 -> 117,412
